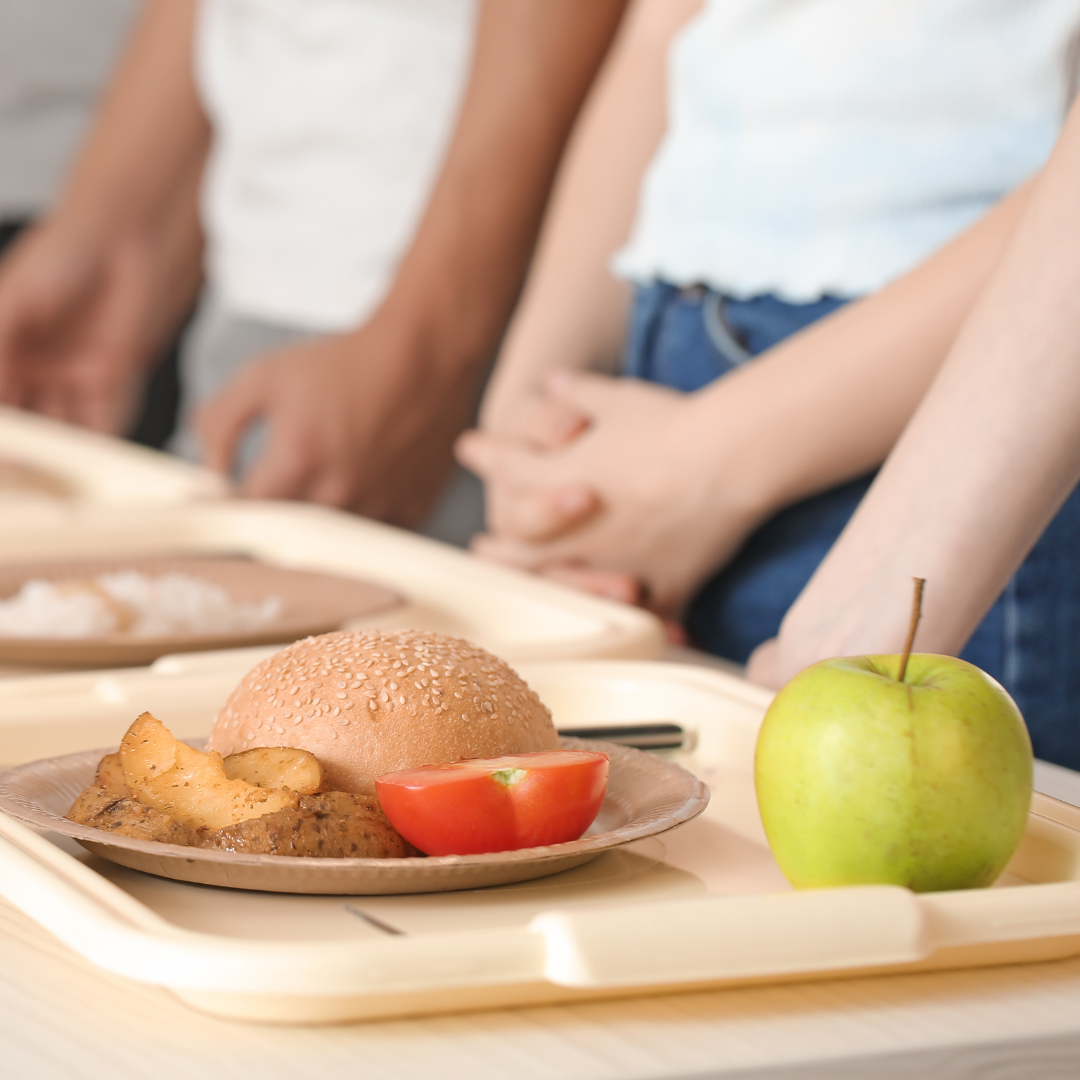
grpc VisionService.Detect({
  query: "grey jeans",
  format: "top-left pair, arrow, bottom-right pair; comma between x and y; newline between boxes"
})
171,295 -> 485,548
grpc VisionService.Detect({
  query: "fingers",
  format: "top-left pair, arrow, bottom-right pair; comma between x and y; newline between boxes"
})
239,422 -> 318,501
471,533 -> 642,605
543,367 -> 623,419
517,394 -> 588,449
454,428 -> 546,486
0,281 -> 40,408
475,531 -> 574,574
305,472 -> 354,510
540,563 -> 642,605
458,428 -> 599,541
488,483 -> 598,541
745,637 -> 783,688
0,311 -> 19,404
30,380 -> 83,425
195,368 -> 267,476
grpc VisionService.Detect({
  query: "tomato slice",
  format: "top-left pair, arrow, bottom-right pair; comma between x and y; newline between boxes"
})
375,750 -> 609,856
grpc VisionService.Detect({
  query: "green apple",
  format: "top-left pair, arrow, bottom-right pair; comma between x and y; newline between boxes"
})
754,654 -> 1033,892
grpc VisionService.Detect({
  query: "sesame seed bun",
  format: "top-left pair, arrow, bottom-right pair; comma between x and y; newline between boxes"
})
206,629 -> 558,794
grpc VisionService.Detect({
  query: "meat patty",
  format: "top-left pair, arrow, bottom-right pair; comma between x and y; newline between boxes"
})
66,752 -> 201,846
201,790 -> 417,858
66,753 -> 415,858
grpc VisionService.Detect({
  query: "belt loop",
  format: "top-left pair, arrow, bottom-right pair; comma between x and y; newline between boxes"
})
703,292 -> 754,367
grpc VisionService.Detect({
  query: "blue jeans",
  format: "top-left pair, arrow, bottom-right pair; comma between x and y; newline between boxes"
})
626,282 -> 1080,770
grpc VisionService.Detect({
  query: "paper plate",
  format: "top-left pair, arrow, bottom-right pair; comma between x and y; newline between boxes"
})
0,738 -> 708,895
0,556 -> 402,667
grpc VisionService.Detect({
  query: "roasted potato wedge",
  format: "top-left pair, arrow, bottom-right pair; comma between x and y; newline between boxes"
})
223,746 -> 324,795
120,712 -> 298,830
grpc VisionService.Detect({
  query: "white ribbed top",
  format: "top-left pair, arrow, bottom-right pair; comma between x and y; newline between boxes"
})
616,0 -> 1080,300
197,0 -> 476,331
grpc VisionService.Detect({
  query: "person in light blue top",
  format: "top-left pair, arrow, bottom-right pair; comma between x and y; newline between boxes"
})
617,0 -> 1076,299
461,0 -> 1080,769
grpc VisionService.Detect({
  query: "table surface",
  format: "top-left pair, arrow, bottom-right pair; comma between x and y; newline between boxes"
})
5,652 -> 1080,1080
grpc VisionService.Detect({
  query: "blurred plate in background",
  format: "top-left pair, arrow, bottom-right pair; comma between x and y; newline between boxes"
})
0,555 -> 402,668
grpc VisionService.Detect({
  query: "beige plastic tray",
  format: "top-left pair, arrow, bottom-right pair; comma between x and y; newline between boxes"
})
0,405 -> 227,520
1,657 -> 1079,1025
0,501 -> 665,674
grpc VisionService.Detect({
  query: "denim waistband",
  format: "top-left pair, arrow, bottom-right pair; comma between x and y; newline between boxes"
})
624,281 -> 850,391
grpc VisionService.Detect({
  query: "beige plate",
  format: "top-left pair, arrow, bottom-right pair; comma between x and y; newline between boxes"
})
0,738 -> 708,895
0,555 -> 402,668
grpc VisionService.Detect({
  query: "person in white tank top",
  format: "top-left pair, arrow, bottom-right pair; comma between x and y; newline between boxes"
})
196,0 -> 476,335
0,0 -> 629,539
460,0 -> 1080,765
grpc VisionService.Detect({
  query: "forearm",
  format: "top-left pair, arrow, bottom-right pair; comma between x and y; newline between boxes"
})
776,110 -> 1080,662
481,0 -> 703,432
693,182 -> 1033,529
53,0 -> 209,243
372,0 -> 628,387
136,151 -> 205,359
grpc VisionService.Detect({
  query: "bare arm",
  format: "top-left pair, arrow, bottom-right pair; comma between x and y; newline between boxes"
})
461,177 -> 1030,610
196,0 -> 632,522
0,0 -> 207,432
479,0 -> 703,435
55,0 -> 208,247
748,105 -> 1080,687
370,0 -> 631,389
689,180 -> 1033,519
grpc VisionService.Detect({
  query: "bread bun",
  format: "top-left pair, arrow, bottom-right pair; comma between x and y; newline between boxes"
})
207,629 -> 558,794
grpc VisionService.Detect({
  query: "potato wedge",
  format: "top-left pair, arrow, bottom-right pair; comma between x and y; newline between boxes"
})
223,746 -> 324,795
119,711 -> 177,786
120,712 -> 298,830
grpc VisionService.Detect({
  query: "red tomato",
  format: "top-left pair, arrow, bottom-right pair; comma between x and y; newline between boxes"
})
375,750 -> 609,856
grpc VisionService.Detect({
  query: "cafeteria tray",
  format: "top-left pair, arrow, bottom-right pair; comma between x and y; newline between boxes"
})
1,658 -> 1079,1024
0,406 -> 227,520
0,500 -> 665,674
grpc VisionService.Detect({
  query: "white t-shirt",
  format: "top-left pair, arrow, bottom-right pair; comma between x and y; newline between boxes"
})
616,0 -> 1080,301
196,0 -> 476,332
0,0 -> 140,218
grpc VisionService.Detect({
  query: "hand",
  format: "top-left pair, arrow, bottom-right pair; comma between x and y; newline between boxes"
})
746,565 -> 929,690
457,369 -> 766,613
479,385 -> 598,540
473,379 -> 647,608
745,637 -> 783,687
196,315 -> 486,525
0,220 -> 160,434
746,629 -> 840,690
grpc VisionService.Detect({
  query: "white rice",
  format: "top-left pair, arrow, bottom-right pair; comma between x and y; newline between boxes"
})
0,571 -> 283,638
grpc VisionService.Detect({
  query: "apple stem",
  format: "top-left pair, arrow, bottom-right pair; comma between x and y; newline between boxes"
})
897,578 -> 926,683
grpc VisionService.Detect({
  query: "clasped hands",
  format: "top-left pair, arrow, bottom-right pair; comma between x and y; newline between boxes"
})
457,369 -> 765,623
